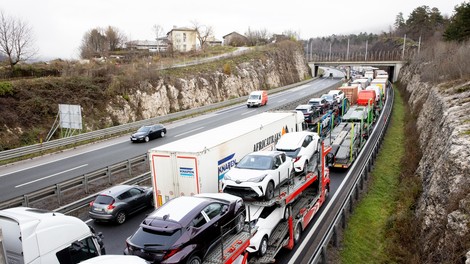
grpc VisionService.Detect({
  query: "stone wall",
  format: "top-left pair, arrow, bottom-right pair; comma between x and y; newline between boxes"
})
399,66 -> 470,263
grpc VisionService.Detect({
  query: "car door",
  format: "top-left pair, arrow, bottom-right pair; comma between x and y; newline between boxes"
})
127,188 -> 146,213
302,135 -> 315,161
149,125 -> 157,140
276,153 -> 290,182
189,203 -> 224,255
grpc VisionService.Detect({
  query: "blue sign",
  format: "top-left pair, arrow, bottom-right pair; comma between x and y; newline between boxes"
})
218,153 -> 236,180
179,167 -> 194,177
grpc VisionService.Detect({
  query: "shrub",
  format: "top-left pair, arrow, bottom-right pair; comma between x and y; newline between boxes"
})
0,82 -> 13,96
223,63 -> 232,75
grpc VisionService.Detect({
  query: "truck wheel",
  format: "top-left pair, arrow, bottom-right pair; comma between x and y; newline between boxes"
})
187,254 -> 202,264
258,236 -> 268,257
144,136 -> 150,142
294,223 -> 302,245
265,182 -> 274,201
234,212 -> 245,234
115,211 -> 126,224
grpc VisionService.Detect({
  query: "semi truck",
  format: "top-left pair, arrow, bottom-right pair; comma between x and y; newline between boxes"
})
149,111 -> 305,207
0,207 -> 105,264
203,143 -> 331,264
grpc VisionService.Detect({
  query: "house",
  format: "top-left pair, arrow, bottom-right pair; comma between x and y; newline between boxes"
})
206,36 -> 222,46
223,32 -> 248,47
166,26 -> 198,52
126,39 -> 168,52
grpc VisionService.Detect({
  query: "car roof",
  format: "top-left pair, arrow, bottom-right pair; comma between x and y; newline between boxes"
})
276,131 -> 316,149
309,98 -> 322,102
247,150 -> 284,157
295,104 -> 312,110
99,185 -> 136,197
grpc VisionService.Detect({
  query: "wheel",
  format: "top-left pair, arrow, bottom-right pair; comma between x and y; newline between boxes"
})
258,236 -> 268,257
265,181 -> 274,201
186,254 -> 202,264
115,211 -> 126,224
160,131 -> 165,138
233,212 -> 245,234
294,223 -> 302,245
144,136 -> 149,142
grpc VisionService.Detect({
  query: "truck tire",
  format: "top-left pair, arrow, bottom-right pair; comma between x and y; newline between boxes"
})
265,182 -> 274,201
294,223 -> 302,245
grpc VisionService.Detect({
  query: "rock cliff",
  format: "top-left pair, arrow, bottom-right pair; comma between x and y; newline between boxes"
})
399,66 -> 470,262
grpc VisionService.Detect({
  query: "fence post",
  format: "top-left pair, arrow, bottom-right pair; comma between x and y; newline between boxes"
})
84,174 -> 89,193
128,159 -> 132,176
107,166 -> 112,184
57,184 -> 62,204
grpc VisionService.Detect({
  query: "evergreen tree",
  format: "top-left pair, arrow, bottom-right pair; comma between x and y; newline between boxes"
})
443,2 -> 470,42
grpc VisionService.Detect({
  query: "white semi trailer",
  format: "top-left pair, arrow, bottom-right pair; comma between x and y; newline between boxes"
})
148,111 -> 305,207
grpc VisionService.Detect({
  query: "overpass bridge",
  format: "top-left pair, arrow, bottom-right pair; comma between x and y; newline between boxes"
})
308,60 -> 405,82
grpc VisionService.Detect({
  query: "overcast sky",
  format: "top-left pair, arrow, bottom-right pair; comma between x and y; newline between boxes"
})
1,0 -> 465,60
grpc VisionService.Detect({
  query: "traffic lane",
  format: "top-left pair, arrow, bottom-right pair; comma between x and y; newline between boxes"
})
0,78 -> 340,201
89,207 -> 155,255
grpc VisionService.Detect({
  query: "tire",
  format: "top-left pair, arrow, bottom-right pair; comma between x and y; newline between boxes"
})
144,136 -> 149,142
258,236 -> 268,257
186,254 -> 202,264
160,131 -> 165,138
265,181 -> 274,201
294,223 -> 302,245
115,211 -> 126,225
234,212 -> 245,234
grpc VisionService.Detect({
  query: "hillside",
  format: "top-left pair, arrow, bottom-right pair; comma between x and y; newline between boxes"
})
0,41 -> 310,150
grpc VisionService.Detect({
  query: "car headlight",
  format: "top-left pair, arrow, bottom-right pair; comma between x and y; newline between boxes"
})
224,174 -> 232,181
247,174 -> 267,183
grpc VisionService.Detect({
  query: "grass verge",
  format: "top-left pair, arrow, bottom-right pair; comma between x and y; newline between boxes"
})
339,88 -> 405,263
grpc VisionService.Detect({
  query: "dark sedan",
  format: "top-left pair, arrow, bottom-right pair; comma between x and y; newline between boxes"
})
131,124 -> 166,143
124,193 -> 245,264
89,185 -> 154,224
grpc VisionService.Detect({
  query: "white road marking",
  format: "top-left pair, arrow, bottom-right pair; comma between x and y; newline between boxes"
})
15,164 -> 89,188
174,127 -> 205,137
241,110 -> 256,116
277,99 -> 287,103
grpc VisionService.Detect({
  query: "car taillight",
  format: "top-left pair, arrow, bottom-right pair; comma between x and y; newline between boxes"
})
107,201 -> 115,210
293,156 -> 301,163
163,248 -> 180,260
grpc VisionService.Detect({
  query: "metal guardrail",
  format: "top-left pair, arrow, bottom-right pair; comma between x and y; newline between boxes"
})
0,78 -> 316,162
308,85 -> 395,263
0,155 -> 148,210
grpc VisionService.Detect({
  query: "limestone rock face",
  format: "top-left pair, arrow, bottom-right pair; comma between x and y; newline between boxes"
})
399,66 -> 470,262
106,46 -> 309,123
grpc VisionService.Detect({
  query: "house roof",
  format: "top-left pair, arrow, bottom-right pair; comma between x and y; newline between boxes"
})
167,27 -> 197,35
222,31 -> 246,39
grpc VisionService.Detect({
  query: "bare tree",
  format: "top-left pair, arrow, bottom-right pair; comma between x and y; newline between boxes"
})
0,11 -> 36,70
245,27 -> 271,46
152,24 -> 164,53
191,20 -> 213,51
105,26 -> 126,51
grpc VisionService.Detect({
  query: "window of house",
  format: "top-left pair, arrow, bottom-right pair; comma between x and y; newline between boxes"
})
183,33 -> 186,42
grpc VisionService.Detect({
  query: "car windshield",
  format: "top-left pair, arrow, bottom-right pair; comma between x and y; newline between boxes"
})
296,108 -> 308,114
249,95 -> 261,100
236,155 -> 273,170
309,100 -> 320,105
94,195 -> 114,205
137,126 -> 151,133
322,95 -> 333,101
276,148 -> 300,159
129,227 -> 182,249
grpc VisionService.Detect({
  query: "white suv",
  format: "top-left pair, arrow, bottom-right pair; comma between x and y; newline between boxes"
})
275,131 -> 320,175
222,151 -> 293,200
328,89 -> 345,104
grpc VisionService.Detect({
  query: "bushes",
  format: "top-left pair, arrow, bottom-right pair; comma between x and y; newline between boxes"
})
0,82 -> 13,96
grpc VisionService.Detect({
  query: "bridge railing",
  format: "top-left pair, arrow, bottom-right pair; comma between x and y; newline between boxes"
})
307,49 -> 416,62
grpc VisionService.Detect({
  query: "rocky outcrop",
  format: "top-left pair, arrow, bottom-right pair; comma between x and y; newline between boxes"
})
106,44 -> 310,124
399,67 -> 470,263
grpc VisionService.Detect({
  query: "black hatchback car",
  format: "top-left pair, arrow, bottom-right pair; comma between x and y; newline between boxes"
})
89,185 -> 154,224
131,124 -> 166,143
124,193 -> 245,264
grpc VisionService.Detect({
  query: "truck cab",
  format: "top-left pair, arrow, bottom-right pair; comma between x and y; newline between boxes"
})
0,207 -> 104,264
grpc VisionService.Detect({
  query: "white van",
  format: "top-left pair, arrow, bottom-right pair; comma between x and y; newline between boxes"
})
0,207 -> 104,264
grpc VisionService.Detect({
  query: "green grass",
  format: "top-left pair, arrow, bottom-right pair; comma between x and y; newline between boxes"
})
339,88 -> 405,263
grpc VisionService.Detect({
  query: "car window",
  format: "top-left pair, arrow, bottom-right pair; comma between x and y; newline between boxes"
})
94,195 -> 114,205
280,153 -> 286,162
118,191 -> 131,200
137,126 -> 150,133
237,155 -> 273,170
129,188 -> 143,197
203,203 -> 223,220
191,212 -> 207,228
130,227 -> 181,248
56,236 -> 99,264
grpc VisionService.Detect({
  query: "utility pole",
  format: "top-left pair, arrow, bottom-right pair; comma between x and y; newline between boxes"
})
365,40 -> 368,61
346,38 -> 350,61
402,34 -> 406,59
329,42 -> 332,61
310,40 -> 313,61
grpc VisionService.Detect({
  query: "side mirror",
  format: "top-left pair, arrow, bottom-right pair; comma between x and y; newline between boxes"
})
221,205 -> 229,215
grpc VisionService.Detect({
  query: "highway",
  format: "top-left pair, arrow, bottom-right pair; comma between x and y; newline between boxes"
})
0,78 -> 339,202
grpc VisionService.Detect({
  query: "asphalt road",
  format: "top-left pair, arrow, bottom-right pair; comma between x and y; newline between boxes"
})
0,77 -> 340,202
